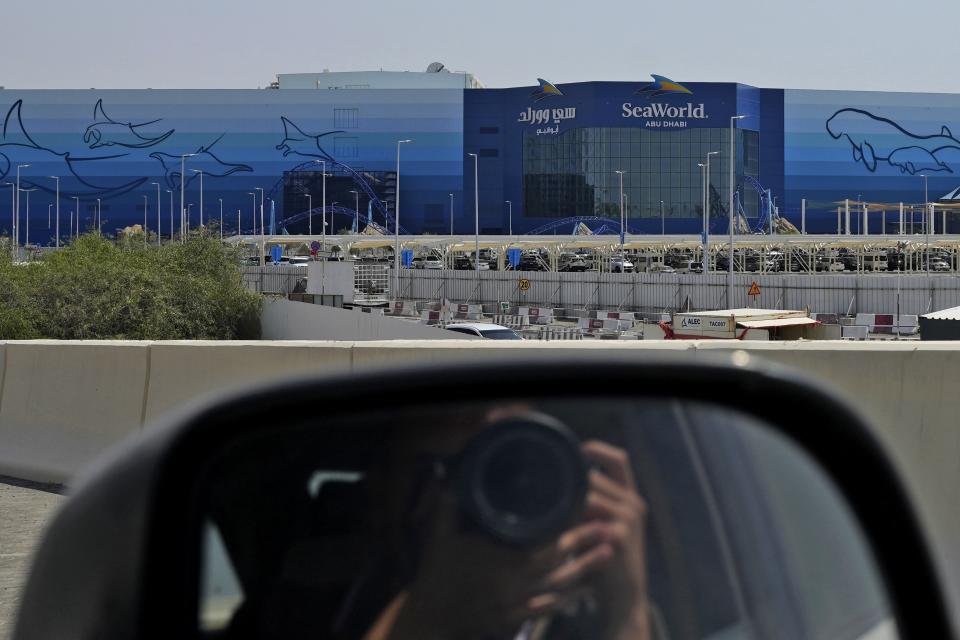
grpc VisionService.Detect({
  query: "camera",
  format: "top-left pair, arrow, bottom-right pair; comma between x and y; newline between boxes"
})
454,412 -> 588,546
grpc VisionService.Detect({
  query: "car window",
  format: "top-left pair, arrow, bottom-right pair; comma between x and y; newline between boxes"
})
446,327 -> 479,336
479,329 -> 523,340
195,398 -> 896,640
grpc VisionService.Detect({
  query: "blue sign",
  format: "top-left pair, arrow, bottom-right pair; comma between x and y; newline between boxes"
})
401,249 -> 414,267
271,245 -> 283,264
507,248 -> 522,268
310,241 -> 321,251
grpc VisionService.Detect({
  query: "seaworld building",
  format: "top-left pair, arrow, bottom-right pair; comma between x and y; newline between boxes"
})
2,65 -> 959,242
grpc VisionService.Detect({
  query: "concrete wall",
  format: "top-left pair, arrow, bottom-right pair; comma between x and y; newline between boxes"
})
259,298 -> 475,340
2,339 -> 960,612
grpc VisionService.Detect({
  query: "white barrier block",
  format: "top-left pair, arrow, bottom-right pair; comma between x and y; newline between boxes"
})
842,325 -> 869,340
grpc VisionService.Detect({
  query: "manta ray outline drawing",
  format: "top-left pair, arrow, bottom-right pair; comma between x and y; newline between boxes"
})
826,107 -> 960,175
149,134 -> 254,190
0,99 -> 147,199
275,116 -> 343,160
83,99 -> 175,149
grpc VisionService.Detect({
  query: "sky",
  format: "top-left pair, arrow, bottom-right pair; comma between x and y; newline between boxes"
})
3,0 -> 960,93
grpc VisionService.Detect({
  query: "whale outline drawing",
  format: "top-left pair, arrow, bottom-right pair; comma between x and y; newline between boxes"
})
826,107 -> 960,175
83,99 -> 175,149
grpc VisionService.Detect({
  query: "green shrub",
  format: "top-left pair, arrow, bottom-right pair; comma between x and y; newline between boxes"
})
0,234 -> 261,340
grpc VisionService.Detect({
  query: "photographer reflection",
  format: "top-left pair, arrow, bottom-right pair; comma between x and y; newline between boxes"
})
364,411 -> 652,640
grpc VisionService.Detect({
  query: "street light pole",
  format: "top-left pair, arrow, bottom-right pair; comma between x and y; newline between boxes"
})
506,200 -> 512,237
5,184 -> 13,258
219,198 -> 223,241
143,195 -> 148,245
468,152 -> 479,276
20,188 -> 36,248
350,190 -> 359,232
151,182 -> 161,246
247,192 -> 257,236
167,191 -> 173,243
15,164 -> 29,257
192,169 -> 204,228
660,200 -> 664,235
728,115 -> 746,306
305,193 -> 312,237
72,196 -> 79,238
320,160 -> 327,252
449,193 -> 454,235
395,139 -> 412,300
96,198 -> 101,235
179,153 -> 195,243
255,187 -> 265,262
704,151 -> 719,273
615,170 -> 625,257
923,174 -> 929,276
49,176 -> 59,248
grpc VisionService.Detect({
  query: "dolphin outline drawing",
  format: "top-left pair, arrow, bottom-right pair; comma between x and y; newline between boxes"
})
0,99 -> 148,198
826,107 -> 960,175
83,98 -> 175,149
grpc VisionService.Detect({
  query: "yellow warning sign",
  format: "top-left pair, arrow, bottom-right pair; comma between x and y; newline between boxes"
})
747,282 -> 761,296
518,278 -> 531,291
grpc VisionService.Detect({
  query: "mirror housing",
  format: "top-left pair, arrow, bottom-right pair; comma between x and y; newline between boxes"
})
13,356 -> 954,639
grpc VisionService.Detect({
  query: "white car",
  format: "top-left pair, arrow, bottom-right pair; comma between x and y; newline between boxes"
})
444,323 -> 523,339
422,255 -> 444,270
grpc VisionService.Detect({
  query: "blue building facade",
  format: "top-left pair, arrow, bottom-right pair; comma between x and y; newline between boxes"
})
5,80 -> 960,243
0,89 -> 463,242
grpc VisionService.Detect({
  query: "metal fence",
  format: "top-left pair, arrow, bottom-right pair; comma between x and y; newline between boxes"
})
398,270 -> 960,316
241,265 -> 307,294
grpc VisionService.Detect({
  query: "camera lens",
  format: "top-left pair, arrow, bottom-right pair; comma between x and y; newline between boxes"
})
456,413 -> 587,546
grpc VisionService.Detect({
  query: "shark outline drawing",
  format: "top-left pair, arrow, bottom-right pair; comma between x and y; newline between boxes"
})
83,99 -> 175,149
826,107 -> 960,175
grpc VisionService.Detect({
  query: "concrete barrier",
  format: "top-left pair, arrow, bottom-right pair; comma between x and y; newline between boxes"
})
3,339 -> 960,613
0,341 -> 150,483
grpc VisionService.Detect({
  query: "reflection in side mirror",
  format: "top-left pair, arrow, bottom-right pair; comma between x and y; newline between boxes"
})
196,398 -> 896,640
14,362 -> 951,640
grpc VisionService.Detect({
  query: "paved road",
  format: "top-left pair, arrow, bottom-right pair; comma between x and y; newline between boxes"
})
0,480 -> 64,640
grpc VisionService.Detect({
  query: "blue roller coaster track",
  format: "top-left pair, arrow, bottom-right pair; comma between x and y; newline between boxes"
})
263,159 -> 407,235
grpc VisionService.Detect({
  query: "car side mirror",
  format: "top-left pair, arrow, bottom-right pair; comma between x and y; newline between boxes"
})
13,358 -> 954,639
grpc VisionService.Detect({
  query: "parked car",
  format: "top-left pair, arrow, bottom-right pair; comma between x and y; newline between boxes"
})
647,263 -> 676,274
422,255 -> 444,270
444,322 -> 523,339
560,255 -> 588,272
610,255 -> 634,273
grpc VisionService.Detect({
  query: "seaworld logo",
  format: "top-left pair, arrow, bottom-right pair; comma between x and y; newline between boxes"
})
636,75 -> 693,99
622,103 -> 706,119
530,78 -> 563,101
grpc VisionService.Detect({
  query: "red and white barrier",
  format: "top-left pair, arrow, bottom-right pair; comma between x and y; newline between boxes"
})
596,310 -> 636,322
854,313 -> 919,335
518,306 -> 554,325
